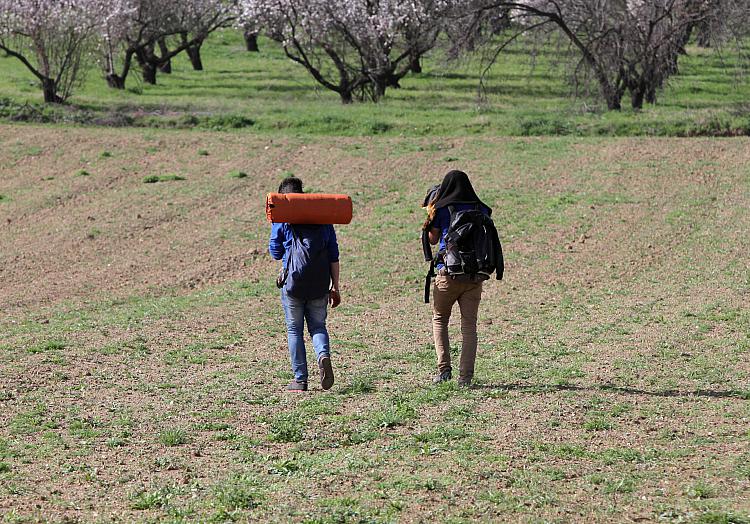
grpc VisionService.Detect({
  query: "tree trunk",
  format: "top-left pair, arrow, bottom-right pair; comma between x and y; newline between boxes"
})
410,55 -> 422,74
339,89 -> 353,104
603,88 -> 622,111
157,38 -> 171,74
136,48 -> 158,85
186,42 -> 204,71
372,77 -> 387,101
142,63 -> 157,84
696,22 -> 711,48
106,74 -> 126,89
645,86 -> 657,105
105,48 -> 133,90
244,30 -> 259,52
630,87 -> 645,110
42,77 -> 63,104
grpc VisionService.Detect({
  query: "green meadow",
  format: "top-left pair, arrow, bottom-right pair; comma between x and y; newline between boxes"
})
1,31 -> 750,136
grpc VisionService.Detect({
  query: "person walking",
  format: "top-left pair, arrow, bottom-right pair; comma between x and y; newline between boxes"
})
269,177 -> 341,392
423,170 -> 502,387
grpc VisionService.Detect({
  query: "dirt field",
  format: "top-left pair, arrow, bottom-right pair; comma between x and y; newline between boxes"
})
1,125 -> 749,523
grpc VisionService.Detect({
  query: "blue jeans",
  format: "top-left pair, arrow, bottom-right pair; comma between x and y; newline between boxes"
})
281,290 -> 330,382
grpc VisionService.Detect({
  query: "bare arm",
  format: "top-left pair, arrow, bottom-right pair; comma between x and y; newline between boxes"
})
330,261 -> 340,291
329,261 -> 341,308
428,227 -> 441,245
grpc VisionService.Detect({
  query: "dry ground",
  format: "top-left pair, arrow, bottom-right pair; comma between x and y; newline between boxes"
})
0,125 -> 749,523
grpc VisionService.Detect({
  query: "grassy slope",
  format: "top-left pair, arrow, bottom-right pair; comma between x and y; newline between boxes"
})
1,31 -> 750,136
0,126 -> 749,522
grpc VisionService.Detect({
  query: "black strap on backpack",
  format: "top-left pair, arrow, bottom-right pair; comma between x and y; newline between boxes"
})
424,258 -> 435,304
423,228 -> 438,304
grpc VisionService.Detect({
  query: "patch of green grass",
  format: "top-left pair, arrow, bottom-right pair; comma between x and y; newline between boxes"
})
369,398 -> 416,430
268,413 -> 304,443
229,170 -> 248,179
213,474 -> 262,512
583,416 -> 614,432
100,150 -> 112,158
130,485 -> 178,510
158,428 -> 189,447
413,426 -> 469,444
690,512 -> 750,524
0,194 -> 9,202
340,376 -> 376,395
164,344 -> 207,365
10,404 -> 56,435
603,476 -> 638,494
75,169 -> 91,177
143,174 -> 186,183
307,496 -> 380,524
106,437 -> 128,448
24,146 -> 43,156
343,428 -> 378,445
686,480 -> 716,499
27,340 -> 66,354
0,462 -> 10,473
198,149 -> 209,156
69,418 -> 101,440
270,457 -> 302,477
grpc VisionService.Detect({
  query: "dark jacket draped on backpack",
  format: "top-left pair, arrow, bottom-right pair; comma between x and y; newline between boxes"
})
421,170 -> 504,303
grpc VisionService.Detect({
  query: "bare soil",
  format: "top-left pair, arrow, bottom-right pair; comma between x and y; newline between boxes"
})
0,125 -> 748,523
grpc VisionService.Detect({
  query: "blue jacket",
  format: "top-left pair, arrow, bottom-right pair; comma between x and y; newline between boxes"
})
268,223 -> 340,267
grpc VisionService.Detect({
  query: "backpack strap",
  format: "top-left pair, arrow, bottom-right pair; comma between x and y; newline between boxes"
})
424,257 -> 436,304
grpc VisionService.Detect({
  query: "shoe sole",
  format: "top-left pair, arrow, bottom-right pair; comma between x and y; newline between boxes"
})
319,357 -> 334,390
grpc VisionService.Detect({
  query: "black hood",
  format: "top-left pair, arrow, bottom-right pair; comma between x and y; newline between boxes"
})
430,170 -> 491,214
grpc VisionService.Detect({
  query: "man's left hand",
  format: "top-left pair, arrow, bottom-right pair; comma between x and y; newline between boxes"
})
329,289 -> 341,308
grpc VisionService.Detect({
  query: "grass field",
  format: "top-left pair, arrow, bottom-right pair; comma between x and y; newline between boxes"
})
2,31 -> 750,137
1,124 -> 749,522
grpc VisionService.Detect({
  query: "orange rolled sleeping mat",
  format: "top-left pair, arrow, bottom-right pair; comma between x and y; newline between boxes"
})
266,193 -> 353,225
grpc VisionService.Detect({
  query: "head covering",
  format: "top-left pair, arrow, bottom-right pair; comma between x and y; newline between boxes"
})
422,184 -> 441,208
430,170 -> 491,214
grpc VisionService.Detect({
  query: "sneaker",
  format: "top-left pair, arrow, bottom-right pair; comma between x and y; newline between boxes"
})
286,380 -> 308,392
318,356 -> 334,390
433,369 -> 452,384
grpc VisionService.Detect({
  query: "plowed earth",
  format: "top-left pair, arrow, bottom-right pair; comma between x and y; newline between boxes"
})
1,125 -> 748,523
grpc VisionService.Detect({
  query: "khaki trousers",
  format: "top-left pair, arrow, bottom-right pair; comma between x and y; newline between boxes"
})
432,274 -> 483,380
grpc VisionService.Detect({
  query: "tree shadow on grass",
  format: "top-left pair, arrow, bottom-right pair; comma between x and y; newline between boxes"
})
475,383 -> 750,400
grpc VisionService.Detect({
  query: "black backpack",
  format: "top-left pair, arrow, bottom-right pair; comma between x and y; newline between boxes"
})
422,205 -> 504,303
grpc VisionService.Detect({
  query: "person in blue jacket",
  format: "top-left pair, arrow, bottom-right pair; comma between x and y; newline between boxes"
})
269,177 -> 341,392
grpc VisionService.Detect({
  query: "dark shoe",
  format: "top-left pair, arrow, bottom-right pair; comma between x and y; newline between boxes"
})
457,376 -> 473,388
286,380 -> 308,392
433,369 -> 452,384
318,356 -> 334,390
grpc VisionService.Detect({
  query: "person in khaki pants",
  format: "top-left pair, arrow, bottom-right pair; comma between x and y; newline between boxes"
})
425,170 -> 492,387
